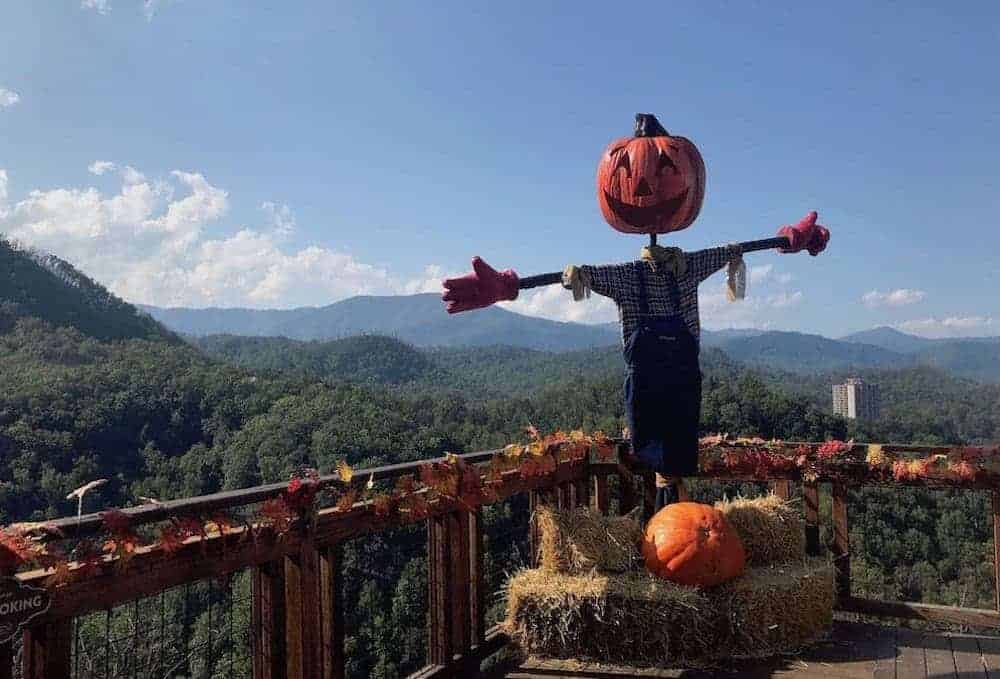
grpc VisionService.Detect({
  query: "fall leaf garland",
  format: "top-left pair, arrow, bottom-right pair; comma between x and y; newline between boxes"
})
2,429 -> 997,589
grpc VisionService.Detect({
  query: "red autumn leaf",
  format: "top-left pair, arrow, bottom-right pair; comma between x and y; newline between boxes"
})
372,493 -> 395,518
950,460 -> 978,482
395,474 -> 416,496
260,497 -> 295,535
158,524 -> 187,554
817,440 -> 852,460
400,493 -> 430,520
0,529 -> 30,574
285,477 -> 319,514
595,442 -> 615,461
174,515 -> 207,540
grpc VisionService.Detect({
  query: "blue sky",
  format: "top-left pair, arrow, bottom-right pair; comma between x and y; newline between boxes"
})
1,1 -> 998,338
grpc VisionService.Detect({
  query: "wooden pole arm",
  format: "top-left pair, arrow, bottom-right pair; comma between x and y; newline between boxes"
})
518,236 -> 790,290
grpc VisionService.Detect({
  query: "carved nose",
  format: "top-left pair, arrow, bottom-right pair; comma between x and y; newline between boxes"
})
635,178 -> 652,197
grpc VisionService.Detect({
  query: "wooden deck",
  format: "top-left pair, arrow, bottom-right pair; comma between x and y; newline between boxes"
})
503,621 -> 1000,678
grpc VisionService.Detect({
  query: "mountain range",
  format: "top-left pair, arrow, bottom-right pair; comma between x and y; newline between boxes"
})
3,236 -> 997,384
142,297 -> 1000,383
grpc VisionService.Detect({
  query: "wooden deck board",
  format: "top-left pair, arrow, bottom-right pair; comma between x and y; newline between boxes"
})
977,636 -> 1000,679
923,633 -> 956,679
895,628 -> 927,678
502,621 -> 997,679
951,634 -> 987,678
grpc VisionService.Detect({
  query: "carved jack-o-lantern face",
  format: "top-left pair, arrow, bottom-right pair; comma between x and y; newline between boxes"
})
597,114 -> 706,235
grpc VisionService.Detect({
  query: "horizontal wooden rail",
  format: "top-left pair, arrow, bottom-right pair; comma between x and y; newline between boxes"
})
44,448 -> 504,539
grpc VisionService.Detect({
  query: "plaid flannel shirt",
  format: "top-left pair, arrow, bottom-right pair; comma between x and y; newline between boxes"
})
580,246 -> 735,346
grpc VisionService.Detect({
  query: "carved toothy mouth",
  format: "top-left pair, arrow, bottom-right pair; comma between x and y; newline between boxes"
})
604,188 -> 689,227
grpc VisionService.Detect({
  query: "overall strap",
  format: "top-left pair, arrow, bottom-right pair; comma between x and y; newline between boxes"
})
636,261 -> 683,318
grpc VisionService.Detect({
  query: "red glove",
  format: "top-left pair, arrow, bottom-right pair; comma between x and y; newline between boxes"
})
778,211 -> 830,256
441,257 -> 520,314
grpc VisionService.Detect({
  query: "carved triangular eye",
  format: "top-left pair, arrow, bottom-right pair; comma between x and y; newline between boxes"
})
657,151 -> 678,176
615,151 -> 631,178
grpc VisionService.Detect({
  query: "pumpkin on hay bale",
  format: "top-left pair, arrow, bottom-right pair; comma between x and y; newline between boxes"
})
642,502 -> 746,587
505,497 -> 833,668
536,505 -> 642,574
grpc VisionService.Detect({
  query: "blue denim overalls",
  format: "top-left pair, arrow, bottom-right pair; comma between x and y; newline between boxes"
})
624,262 -> 702,479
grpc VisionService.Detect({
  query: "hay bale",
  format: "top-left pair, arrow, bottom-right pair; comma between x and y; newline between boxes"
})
709,557 -> 834,657
536,505 -> 641,574
715,494 -> 806,567
504,568 -> 722,666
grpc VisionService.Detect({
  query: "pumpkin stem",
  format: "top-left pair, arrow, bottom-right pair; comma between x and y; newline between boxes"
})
634,113 -> 669,137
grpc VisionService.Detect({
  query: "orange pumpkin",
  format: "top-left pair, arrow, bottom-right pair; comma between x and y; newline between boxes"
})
642,502 -> 745,587
596,113 -> 705,235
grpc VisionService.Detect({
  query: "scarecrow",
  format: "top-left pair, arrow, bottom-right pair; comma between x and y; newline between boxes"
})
441,114 -> 829,503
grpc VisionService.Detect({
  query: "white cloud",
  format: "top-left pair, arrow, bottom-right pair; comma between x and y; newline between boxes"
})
0,164 -> 419,308
862,288 -> 926,308
698,279 -> 804,330
0,88 -> 20,109
502,285 -> 618,325
88,161 -> 116,176
895,316 -> 996,339
81,0 -> 111,14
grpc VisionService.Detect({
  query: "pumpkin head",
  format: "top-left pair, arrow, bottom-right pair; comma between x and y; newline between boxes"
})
597,113 -> 705,235
642,502 -> 745,587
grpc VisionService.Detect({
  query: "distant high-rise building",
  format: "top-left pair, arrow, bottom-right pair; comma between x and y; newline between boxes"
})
832,378 -> 881,420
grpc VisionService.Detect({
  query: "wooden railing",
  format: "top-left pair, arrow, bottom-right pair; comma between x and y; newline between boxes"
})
4,441 -> 1000,678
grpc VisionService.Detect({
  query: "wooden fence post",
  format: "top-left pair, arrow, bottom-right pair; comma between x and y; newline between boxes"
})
832,484 -> 851,600
318,546 -> 345,679
591,473 -> 609,515
253,560 -> 287,679
284,539 -> 322,678
427,515 -> 452,668
469,510 -> 486,651
21,619 -> 72,679
803,483 -> 820,557
428,510 -> 477,673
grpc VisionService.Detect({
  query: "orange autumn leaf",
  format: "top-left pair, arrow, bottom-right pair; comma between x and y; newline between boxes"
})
372,493 -> 395,518
335,488 -> 359,513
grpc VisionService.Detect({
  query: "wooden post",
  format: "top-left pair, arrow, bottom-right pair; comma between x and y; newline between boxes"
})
469,510 -> 486,649
428,511 -> 476,673
619,469 -> 638,516
832,484 -> 851,600
803,483 -> 820,557
284,539 -> 322,678
772,480 -> 792,500
21,620 -> 72,679
642,471 -> 656,521
427,514 -> 452,667
591,473 -> 609,515
253,560 -> 287,679
993,491 -> 1000,611
318,546 -> 345,679
448,511 -> 472,664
